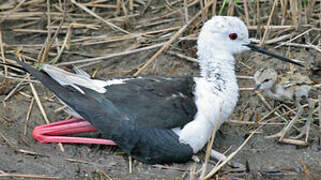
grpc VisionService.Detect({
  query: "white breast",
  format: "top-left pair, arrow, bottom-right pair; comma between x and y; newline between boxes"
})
174,77 -> 239,153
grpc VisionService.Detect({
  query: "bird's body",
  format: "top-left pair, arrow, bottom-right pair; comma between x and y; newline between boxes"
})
277,73 -> 314,100
34,40 -> 240,161
254,68 -> 314,101
254,68 -> 314,144
8,16 -> 301,164
23,60 -> 238,163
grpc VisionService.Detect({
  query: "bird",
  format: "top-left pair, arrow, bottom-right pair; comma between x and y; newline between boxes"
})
254,67 -> 314,145
6,16 -> 302,164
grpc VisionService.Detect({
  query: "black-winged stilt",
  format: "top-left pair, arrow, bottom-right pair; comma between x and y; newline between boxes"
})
8,16 -> 303,164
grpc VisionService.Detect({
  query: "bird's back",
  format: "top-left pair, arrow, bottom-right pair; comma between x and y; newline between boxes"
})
277,73 -> 313,99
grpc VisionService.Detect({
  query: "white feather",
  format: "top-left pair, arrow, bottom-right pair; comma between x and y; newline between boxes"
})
175,64 -> 239,153
173,16 -> 245,152
42,64 -> 130,94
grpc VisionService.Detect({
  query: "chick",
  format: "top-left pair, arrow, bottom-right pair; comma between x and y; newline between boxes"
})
254,68 -> 314,144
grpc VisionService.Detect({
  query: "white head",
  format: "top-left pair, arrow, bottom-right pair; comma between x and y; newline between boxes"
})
197,16 -> 250,57
254,68 -> 278,90
196,16 -> 303,69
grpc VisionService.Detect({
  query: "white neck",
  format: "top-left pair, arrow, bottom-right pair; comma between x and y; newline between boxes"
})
176,50 -> 239,153
199,49 -> 236,93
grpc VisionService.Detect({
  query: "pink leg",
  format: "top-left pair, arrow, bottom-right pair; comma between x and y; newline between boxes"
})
33,118 -> 117,145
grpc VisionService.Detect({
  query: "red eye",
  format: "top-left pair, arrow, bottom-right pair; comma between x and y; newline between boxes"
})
229,33 -> 238,40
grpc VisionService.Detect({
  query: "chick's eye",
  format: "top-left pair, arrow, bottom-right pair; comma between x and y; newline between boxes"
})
263,79 -> 270,82
229,33 -> 238,40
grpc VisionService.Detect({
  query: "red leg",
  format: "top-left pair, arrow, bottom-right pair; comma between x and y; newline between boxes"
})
33,118 -> 117,145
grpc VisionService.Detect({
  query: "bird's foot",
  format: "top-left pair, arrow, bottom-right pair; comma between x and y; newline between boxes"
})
289,105 -> 313,144
265,124 -> 308,146
265,124 -> 292,139
210,149 -> 244,168
289,122 -> 311,143
210,149 -> 226,162
265,131 -> 283,139
290,128 -> 307,139
192,155 -> 200,163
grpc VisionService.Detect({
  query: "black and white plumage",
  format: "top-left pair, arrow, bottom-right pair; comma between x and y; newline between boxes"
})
10,16 -> 301,164
20,62 -> 197,163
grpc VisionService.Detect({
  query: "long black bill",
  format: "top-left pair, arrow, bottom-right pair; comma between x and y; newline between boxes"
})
244,44 -> 304,67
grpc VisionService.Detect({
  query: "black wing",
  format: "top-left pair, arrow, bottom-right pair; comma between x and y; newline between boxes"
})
102,76 -> 197,129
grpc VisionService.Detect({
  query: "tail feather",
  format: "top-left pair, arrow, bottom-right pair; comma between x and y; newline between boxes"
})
13,60 -> 69,95
42,64 -> 108,93
12,59 -> 128,131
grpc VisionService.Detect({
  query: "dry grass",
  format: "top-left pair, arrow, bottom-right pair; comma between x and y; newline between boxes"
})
0,0 -> 320,179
